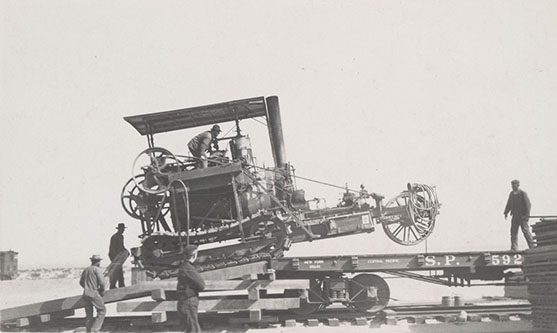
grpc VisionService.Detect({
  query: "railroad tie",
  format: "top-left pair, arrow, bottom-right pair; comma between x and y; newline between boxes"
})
353,317 -> 367,326
307,318 -> 319,327
326,318 -> 339,326
284,319 -> 296,327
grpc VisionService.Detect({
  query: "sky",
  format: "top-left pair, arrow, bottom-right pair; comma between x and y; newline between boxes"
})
1,1 -> 556,269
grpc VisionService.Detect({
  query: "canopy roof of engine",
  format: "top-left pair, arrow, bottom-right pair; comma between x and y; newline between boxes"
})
124,96 -> 267,136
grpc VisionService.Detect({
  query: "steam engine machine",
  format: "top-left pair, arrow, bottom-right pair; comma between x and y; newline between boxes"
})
121,96 -> 440,313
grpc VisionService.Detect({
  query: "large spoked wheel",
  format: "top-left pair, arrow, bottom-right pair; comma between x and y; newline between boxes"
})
382,185 -> 438,245
349,274 -> 390,313
121,175 -> 170,220
287,278 -> 324,315
132,147 -> 178,194
121,175 -> 146,219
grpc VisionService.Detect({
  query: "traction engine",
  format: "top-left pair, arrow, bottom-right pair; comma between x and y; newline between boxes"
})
120,96 -> 440,312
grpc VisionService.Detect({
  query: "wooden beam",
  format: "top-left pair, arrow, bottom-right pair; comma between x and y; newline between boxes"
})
152,312 -> 167,323
266,270 -> 276,281
117,298 -> 300,312
0,280 -> 170,322
249,309 -> 262,322
2,295 -> 85,323
248,287 -> 260,301
51,309 -> 75,318
151,289 -> 167,301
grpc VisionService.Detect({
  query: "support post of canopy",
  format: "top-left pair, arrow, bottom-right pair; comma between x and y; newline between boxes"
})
232,175 -> 245,242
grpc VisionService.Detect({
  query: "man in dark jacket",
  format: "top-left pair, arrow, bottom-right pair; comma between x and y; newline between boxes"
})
177,244 -> 205,332
504,179 -> 535,251
80,255 -> 106,333
187,124 -> 221,168
108,223 -> 127,288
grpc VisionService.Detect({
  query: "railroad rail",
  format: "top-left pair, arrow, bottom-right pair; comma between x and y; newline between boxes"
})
0,301 -> 532,332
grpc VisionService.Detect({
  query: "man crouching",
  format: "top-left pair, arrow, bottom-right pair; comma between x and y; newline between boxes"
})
177,245 -> 205,332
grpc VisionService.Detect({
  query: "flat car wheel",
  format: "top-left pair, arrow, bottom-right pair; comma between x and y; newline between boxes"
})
349,273 -> 390,312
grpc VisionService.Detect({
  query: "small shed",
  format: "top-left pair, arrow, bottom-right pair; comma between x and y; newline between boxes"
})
0,250 -> 18,280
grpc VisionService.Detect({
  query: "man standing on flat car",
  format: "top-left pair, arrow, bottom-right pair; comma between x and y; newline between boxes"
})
504,179 -> 535,251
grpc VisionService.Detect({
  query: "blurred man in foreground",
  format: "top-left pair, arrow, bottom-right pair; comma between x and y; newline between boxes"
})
176,245 -> 205,332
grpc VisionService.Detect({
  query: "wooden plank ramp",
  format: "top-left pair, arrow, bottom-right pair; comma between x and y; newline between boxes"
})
117,298 -> 300,312
1,261 -> 273,323
115,277 -> 307,324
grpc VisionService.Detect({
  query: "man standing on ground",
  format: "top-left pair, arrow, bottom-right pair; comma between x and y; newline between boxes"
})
108,223 -> 127,289
187,124 -> 221,168
504,179 -> 535,251
177,245 -> 205,332
80,255 -> 106,333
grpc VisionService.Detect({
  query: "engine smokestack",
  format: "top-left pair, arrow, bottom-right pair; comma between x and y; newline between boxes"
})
266,96 -> 287,169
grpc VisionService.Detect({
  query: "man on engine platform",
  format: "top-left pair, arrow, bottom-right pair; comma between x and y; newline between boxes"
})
504,179 -> 535,251
187,124 -> 221,168
177,244 -> 205,333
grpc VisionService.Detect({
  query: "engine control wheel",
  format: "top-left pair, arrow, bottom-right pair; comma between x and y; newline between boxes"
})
382,184 -> 438,246
121,175 -> 144,219
349,273 -> 390,312
121,175 -> 170,220
132,147 -> 178,194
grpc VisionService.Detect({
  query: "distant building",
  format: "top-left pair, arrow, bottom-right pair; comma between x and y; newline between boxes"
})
0,250 -> 18,280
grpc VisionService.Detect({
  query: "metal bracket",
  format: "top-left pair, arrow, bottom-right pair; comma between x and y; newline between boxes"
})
351,256 -> 359,269
292,258 -> 300,270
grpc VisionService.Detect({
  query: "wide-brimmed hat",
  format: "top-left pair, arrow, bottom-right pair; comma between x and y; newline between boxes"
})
183,244 -> 198,259
211,124 -> 221,133
90,254 -> 102,262
116,223 -> 127,230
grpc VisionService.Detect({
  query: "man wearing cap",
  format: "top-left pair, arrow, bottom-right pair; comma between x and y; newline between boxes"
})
108,223 -> 127,289
187,125 -> 222,168
80,255 -> 106,333
504,179 -> 535,251
177,244 -> 205,332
